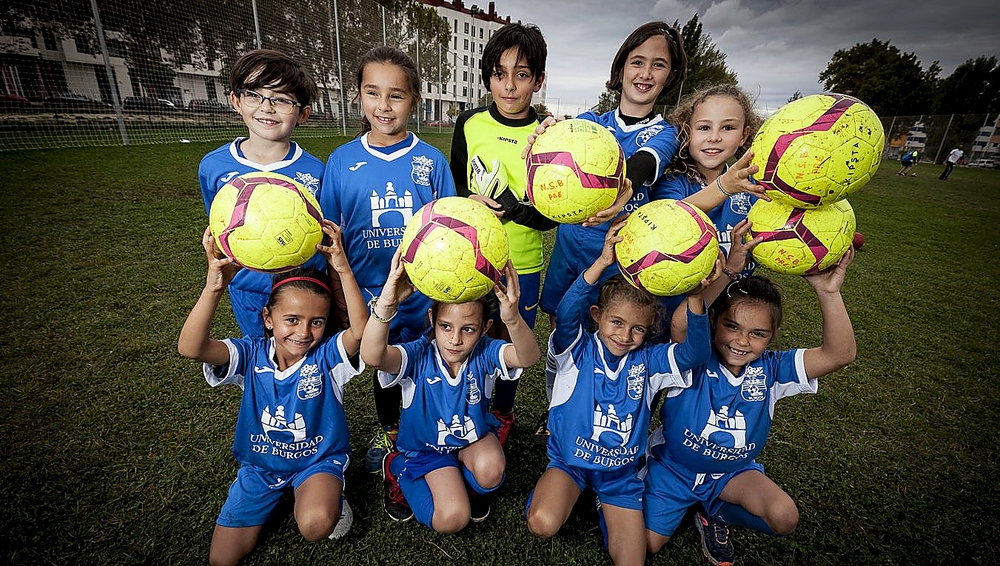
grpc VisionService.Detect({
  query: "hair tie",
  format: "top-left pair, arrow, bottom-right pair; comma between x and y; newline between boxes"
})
272,276 -> 331,294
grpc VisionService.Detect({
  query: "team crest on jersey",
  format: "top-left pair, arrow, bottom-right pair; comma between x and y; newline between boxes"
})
740,366 -> 766,402
437,414 -> 479,445
592,403 -> 634,446
295,172 -> 321,197
636,123 -> 666,146
700,405 -> 746,448
729,192 -> 753,215
411,155 -> 434,186
261,405 -> 307,443
370,182 -> 414,228
626,364 -> 645,401
466,374 -> 482,405
297,364 -> 322,400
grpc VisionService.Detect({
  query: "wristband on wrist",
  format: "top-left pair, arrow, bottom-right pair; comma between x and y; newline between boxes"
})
722,267 -> 741,281
716,176 -> 733,197
368,296 -> 397,323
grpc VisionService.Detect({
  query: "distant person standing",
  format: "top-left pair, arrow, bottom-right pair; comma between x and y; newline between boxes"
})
897,150 -> 918,176
938,144 -> 964,180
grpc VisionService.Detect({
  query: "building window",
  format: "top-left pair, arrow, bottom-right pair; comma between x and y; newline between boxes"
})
463,87 -> 468,97
471,25 -> 476,37
464,22 -> 469,34
454,37 -> 457,49
464,38 -> 468,50
463,70 -> 468,81
464,55 -> 468,66
454,18 -> 458,32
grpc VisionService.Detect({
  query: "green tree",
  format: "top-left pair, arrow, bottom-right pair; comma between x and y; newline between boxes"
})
660,14 -> 737,107
818,38 -> 939,116
935,56 -> 999,113
532,102 -> 550,117
594,89 -> 619,114
788,90 -> 803,103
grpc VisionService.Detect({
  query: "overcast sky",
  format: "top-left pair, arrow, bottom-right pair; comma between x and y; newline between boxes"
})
488,0 -> 1000,116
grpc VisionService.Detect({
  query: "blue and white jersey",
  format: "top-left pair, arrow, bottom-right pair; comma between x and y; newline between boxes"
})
204,332 -> 363,474
198,139 -> 327,335
650,348 -> 814,475
546,273 -> 709,472
319,133 -> 456,291
652,172 -> 759,278
380,336 -> 520,455
540,110 -> 679,315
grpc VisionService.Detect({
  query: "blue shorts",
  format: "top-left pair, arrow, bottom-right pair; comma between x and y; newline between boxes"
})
229,288 -> 267,338
642,452 -> 764,537
216,455 -> 349,528
546,443 -> 644,511
398,450 -> 460,482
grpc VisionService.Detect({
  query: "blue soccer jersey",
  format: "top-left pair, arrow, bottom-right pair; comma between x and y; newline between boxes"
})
540,110 -> 680,315
319,133 -> 456,291
546,273 -> 710,473
380,336 -> 520,456
203,332 -> 363,474
198,139 -> 327,337
650,348 -> 815,475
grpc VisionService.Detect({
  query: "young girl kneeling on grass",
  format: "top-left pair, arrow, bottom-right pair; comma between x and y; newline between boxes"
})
644,245 -> 857,564
178,221 -> 368,566
360,250 -> 540,532
525,218 -> 715,566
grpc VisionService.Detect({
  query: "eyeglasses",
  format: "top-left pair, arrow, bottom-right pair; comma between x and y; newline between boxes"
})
236,89 -> 301,114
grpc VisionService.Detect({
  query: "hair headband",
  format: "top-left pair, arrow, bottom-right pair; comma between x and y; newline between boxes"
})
271,276 -> 331,295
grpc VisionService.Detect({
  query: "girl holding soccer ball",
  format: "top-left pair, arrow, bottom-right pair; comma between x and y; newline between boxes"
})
360,250 -> 540,532
644,243 -> 857,564
178,220 -> 369,566
525,220 -> 716,566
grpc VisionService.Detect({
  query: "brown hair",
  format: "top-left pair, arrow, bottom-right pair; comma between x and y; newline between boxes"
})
229,49 -> 318,106
354,46 -> 421,136
606,22 -> 687,94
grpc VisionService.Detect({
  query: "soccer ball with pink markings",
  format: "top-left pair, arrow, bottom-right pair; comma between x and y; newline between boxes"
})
209,172 -> 323,273
399,197 -> 509,303
746,198 -> 856,275
615,199 -> 720,296
750,93 -> 883,208
526,118 -> 625,224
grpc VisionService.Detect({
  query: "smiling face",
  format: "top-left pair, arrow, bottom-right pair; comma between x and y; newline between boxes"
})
490,47 -> 544,120
688,94 -> 750,179
230,86 -> 309,146
431,302 -> 492,376
590,299 -> 653,358
263,287 -> 330,370
359,62 -> 416,146
712,300 -> 777,375
619,35 -> 674,117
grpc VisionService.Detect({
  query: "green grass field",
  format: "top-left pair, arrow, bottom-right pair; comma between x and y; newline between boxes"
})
1,139 -> 998,565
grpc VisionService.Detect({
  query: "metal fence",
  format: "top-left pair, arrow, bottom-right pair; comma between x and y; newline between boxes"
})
0,0 -> 503,151
881,113 -> 998,167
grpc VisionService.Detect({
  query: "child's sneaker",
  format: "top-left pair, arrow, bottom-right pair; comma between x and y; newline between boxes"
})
382,451 -> 413,522
533,410 -> 550,446
328,497 -> 353,539
365,426 -> 398,473
694,510 -> 734,566
470,493 -> 492,523
490,409 -> 515,448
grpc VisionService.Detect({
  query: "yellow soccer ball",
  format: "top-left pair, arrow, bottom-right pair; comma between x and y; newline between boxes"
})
526,118 -> 625,224
209,172 -> 323,273
615,199 -> 720,296
751,93 -> 884,208
746,199 -> 856,275
399,197 -> 510,303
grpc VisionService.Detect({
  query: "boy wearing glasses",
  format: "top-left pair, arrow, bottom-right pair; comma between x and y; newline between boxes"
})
198,49 -> 327,338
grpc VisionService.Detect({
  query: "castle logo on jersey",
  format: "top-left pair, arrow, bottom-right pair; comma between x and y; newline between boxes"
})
626,364 -> 645,401
297,364 -> 322,400
253,405 -> 325,460
370,182 -> 414,228
740,366 -> 766,402
437,414 -> 479,446
466,374 -> 481,405
700,405 -> 747,449
636,123 -> 666,146
411,155 -> 434,186
294,171 -> 321,197
592,403 -> 634,446
261,405 -> 307,443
